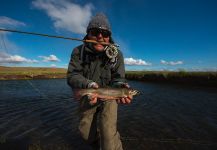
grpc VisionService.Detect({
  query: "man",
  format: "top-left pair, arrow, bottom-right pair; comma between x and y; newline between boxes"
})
67,13 -> 133,150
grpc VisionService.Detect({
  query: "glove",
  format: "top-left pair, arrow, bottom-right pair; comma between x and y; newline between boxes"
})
87,82 -> 99,89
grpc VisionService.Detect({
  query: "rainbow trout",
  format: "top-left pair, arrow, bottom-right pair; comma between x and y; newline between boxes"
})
75,88 -> 140,100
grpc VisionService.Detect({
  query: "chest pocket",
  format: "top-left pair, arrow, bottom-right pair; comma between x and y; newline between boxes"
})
100,68 -> 111,87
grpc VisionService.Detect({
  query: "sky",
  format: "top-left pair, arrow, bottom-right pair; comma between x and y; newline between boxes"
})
0,0 -> 217,71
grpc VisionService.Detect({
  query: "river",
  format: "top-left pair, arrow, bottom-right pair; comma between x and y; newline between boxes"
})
0,79 -> 217,150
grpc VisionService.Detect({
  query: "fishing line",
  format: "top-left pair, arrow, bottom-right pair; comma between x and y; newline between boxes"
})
0,32 -> 8,53
26,80 -> 50,100
25,79 -> 74,137
0,28 -> 77,142
0,33 -> 3,50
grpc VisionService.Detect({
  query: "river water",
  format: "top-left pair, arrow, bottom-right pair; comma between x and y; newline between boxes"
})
0,79 -> 217,150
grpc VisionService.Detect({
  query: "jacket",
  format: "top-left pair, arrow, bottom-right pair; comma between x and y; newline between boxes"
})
67,44 -> 126,89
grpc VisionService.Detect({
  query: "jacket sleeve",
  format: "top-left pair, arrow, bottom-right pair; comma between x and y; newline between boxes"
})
111,50 -> 127,87
67,47 -> 92,88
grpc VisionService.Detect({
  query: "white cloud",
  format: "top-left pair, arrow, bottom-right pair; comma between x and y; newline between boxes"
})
51,64 -> 56,67
161,60 -> 183,65
32,0 -> 93,34
0,16 -> 26,27
124,57 -> 152,66
39,54 -> 60,62
0,52 -> 38,64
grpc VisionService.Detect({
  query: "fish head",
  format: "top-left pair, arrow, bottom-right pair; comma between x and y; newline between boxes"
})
128,89 -> 140,96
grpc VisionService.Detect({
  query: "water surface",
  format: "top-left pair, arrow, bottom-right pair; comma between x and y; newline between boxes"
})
0,79 -> 217,150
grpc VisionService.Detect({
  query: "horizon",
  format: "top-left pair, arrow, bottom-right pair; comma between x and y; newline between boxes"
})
0,0 -> 217,71
1,65 -> 217,73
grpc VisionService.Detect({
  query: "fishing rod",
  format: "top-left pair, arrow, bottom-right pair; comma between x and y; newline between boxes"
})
0,28 -> 119,59
0,28 -> 117,46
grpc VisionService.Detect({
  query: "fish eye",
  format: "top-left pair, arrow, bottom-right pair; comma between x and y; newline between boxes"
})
133,90 -> 140,95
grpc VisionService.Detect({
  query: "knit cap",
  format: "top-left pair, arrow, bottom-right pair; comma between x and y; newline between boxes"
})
86,13 -> 111,33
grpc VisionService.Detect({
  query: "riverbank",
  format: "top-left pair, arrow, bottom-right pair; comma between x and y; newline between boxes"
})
1,66 -> 217,86
0,66 -> 66,80
126,71 -> 217,87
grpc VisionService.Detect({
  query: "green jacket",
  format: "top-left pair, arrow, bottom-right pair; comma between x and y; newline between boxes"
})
67,44 -> 126,88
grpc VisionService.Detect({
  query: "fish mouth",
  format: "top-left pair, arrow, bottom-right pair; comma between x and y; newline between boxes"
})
129,90 -> 140,96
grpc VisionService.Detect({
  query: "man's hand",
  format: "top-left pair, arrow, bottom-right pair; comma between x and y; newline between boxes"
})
87,82 -> 99,104
117,83 -> 133,104
117,95 -> 133,104
88,82 -> 99,89
88,93 -> 98,105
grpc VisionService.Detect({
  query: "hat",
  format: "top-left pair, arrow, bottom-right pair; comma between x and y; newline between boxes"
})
86,13 -> 111,33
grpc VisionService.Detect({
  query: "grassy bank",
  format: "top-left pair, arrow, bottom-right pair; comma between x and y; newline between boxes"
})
1,66 -> 217,86
0,66 -> 67,80
126,71 -> 217,86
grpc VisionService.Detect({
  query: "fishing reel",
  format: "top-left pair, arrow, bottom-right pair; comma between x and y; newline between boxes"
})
104,44 -> 119,60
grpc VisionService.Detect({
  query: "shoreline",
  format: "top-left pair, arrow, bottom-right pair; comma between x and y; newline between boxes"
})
0,66 -> 66,80
1,66 -> 217,87
125,71 -> 217,87
0,74 -> 66,80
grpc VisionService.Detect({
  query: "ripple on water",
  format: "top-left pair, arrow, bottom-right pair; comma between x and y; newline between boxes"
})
1,80 -> 217,150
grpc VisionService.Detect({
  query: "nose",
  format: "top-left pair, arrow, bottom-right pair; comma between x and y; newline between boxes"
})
96,32 -> 103,39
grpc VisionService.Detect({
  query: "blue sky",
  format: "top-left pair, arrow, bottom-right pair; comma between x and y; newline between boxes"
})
0,0 -> 217,71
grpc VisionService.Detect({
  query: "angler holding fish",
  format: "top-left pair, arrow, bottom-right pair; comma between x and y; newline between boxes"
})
67,13 -> 135,150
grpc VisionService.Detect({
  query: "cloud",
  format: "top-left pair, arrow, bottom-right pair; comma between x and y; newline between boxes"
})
50,64 -> 56,67
0,16 -> 26,28
32,0 -> 93,34
124,57 -> 152,66
0,52 -> 38,64
161,60 -> 183,65
39,54 -> 60,62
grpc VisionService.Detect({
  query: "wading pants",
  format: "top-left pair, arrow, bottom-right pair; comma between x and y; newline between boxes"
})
79,98 -> 123,150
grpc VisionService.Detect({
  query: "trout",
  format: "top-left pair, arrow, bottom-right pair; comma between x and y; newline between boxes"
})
75,88 -> 140,100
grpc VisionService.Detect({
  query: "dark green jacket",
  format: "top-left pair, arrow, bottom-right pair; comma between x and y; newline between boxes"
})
67,44 -> 126,88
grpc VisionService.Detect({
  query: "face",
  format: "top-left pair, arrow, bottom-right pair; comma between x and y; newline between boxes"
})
87,28 -> 111,52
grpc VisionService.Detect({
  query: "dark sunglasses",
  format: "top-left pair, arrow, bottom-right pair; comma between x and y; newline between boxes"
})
89,28 -> 111,38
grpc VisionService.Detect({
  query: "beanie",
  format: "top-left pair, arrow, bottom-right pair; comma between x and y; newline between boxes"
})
86,13 -> 111,33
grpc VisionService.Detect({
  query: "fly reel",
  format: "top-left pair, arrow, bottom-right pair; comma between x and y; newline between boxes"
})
105,44 -> 119,59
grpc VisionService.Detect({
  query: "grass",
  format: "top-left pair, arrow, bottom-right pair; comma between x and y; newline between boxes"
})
1,66 -> 217,86
0,66 -> 67,75
126,70 -> 217,86
0,66 -> 67,80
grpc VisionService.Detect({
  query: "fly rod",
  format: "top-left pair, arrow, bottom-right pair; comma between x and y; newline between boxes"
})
0,28 -> 117,46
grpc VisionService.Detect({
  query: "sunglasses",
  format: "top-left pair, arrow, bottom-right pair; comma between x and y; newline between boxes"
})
89,28 -> 111,38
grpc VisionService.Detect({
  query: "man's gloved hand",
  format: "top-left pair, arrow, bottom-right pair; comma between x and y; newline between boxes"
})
87,82 -> 99,104
117,83 -> 133,104
87,93 -> 98,105
88,82 -> 99,89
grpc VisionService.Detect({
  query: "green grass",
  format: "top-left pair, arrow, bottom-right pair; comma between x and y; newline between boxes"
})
0,66 -> 67,75
0,66 -> 67,80
126,70 -> 217,86
1,66 -> 217,86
